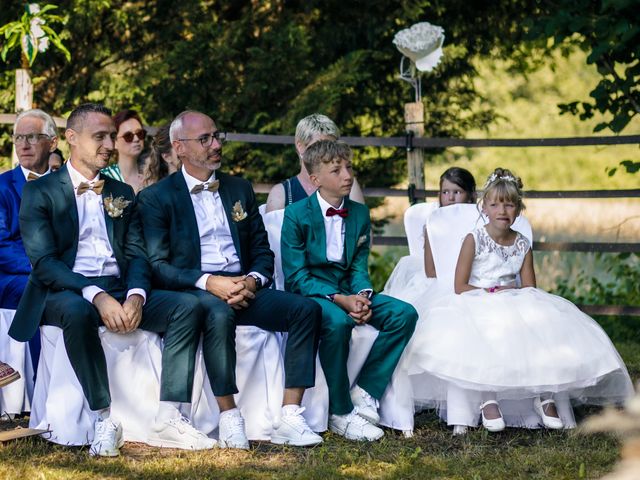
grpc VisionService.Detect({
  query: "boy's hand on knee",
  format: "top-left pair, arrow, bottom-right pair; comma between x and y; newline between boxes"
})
335,294 -> 372,324
93,292 -> 128,333
350,300 -> 372,324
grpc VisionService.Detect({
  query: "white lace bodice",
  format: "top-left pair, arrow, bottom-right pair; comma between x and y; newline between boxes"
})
468,226 -> 530,288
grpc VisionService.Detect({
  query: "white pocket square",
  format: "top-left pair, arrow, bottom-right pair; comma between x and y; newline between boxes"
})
357,235 -> 368,247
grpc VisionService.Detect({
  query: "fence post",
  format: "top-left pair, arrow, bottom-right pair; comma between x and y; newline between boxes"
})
404,101 -> 425,203
12,68 -> 33,167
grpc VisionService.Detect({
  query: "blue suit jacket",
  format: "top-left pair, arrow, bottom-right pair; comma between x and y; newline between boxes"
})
0,166 -> 31,300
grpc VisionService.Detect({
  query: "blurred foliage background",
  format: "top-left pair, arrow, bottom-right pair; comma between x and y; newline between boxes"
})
1,0 -> 638,301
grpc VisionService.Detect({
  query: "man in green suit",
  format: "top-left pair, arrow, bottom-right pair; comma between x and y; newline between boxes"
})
136,110 -> 323,448
9,104 -> 214,455
281,140 -> 418,441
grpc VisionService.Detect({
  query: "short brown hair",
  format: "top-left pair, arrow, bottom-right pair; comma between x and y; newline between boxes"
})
302,139 -> 352,175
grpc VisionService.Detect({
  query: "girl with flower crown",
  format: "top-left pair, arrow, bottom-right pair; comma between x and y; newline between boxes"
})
404,168 -> 633,435
382,167 -> 477,304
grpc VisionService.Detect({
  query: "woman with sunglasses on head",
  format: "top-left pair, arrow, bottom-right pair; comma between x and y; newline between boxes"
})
102,109 -> 147,193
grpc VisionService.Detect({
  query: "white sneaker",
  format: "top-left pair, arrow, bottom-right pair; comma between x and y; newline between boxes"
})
89,418 -> 124,457
271,407 -> 323,447
350,385 -> 380,425
147,416 -> 217,450
218,410 -> 250,449
329,408 -> 384,441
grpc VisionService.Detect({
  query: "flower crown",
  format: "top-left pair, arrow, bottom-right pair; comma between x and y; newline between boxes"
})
484,172 -> 517,189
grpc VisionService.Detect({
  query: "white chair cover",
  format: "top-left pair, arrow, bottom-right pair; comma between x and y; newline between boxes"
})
424,205 -> 574,428
0,308 -> 34,417
262,208 -> 286,291
259,205 -> 414,433
30,326 -> 163,445
189,325 -> 285,441
31,324 -> 285,445
426,204 -> 533,293
404,202 -> 438,257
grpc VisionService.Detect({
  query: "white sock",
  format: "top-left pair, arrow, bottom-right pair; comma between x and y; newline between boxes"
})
282,404 -> 300,416
219,407 -> 239,419
156,401 -> 182,423
96,407 -> 110,421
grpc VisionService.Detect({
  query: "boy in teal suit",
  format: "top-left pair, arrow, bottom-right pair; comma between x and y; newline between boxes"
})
281,140 -> 417,441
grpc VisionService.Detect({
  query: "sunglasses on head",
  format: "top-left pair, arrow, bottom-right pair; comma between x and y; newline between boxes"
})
119,129 -> 146,143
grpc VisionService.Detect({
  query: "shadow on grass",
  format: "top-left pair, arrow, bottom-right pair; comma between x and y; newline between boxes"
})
0,411 -> 622,480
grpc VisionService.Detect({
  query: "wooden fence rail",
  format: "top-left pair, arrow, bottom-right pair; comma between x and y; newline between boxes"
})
2,116 -> 638,314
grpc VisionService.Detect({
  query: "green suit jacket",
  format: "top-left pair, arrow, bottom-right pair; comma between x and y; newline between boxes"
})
9,164 -> 149,342
281,192 -> 372,297
136,170 -> 274,289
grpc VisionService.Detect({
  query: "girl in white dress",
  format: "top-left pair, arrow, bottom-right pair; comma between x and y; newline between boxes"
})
407,168 -> 634,435
383,167 -> 477,304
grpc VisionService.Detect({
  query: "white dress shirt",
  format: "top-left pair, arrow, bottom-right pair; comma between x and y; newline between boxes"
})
181,167 -> 267,290
20,165 -> 49,181
316,192 -> 346,263
317,192 -> 373,299
67,161 -> 144,303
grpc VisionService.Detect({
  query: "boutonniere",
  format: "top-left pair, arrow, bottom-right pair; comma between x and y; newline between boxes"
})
103,194 -> 131,218
357,234 -> 368,247
231,200 -> 248,222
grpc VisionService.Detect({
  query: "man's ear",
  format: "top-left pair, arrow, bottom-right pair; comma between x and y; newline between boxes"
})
48,136 -> 59,152
64,129 -> 76,147
172,140 -> 184,157
295,141 -> 305,158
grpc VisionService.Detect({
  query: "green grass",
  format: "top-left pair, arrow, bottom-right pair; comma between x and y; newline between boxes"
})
0,412 -> 623,479
2,326 -> 638,479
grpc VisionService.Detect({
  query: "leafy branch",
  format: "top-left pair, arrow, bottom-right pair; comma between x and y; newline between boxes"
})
0,3 -> 70,69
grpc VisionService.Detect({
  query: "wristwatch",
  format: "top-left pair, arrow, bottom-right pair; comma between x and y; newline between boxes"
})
247,273 -> 262,290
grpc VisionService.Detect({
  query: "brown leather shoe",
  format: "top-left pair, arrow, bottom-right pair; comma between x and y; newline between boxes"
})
0,361 -> 20,388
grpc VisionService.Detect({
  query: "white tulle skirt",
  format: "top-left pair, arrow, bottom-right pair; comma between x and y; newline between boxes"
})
383,255 -> 439,306
401,287 -> 634,428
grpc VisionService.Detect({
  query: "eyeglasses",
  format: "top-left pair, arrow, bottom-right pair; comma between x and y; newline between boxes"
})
12,133 -> 51,145
119,129 -> 146,143
177,131 -> 226,148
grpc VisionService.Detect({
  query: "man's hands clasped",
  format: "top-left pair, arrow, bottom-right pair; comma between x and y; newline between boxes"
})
94,292 -> 145,333
206,275 -> 256,310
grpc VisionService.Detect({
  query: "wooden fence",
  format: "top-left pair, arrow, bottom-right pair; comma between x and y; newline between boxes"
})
2,115 -> 638,314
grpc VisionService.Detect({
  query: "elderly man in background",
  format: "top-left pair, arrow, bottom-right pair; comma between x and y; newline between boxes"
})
0,109 -> 59,383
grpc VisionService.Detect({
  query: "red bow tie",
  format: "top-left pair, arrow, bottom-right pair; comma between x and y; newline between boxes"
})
326,207 -> 348,218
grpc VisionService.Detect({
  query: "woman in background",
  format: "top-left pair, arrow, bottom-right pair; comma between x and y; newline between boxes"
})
102,109 -> 146,192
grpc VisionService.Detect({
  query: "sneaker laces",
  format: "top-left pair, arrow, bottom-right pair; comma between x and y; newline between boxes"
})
221,412 -> 246,438
168,416 -> 207,437
356,388 -> 379,410
94,418 -> 117,444
346,408 -> 370,427
281,407 -> 312,433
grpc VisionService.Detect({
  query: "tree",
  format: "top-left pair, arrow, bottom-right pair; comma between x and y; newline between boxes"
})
0,0 -> 546,187
0,3 -> 69,69
527,0 -> 640,134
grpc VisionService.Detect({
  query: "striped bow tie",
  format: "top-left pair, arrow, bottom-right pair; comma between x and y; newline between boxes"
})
190,180 -> 220,194
76,180 -> 105,196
